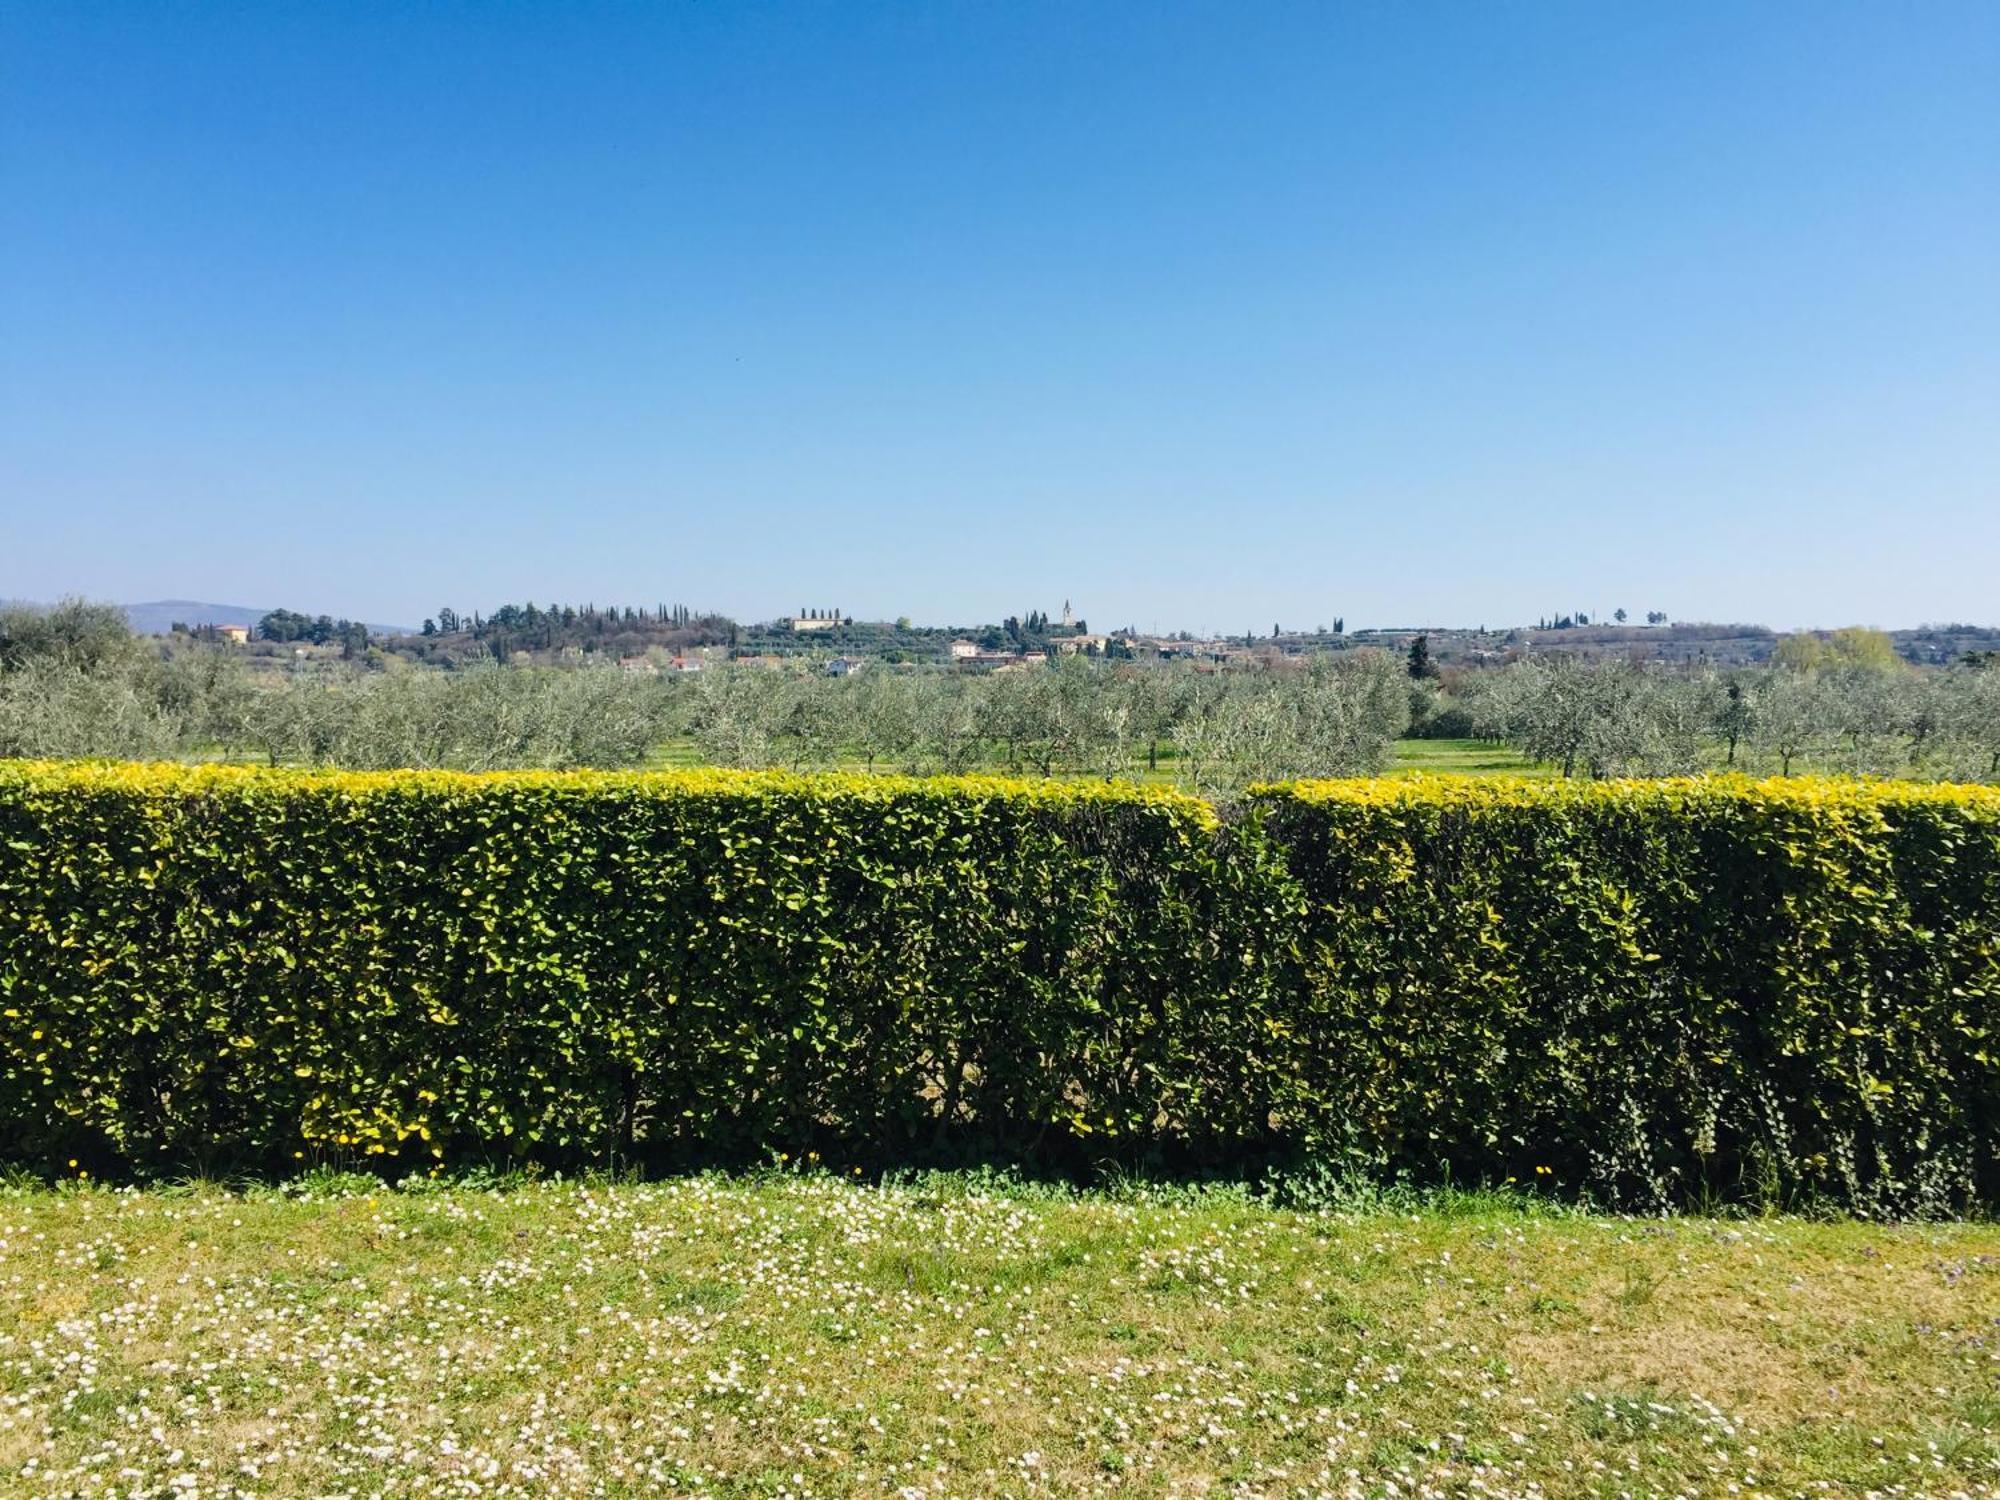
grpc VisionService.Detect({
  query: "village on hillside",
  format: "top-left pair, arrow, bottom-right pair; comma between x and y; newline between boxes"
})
138,596 -> 2000,677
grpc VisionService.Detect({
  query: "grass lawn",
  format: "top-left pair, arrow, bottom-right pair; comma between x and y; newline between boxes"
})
1385,739 -> 1553,777
1,1174 -> 1995,1497
645,737 -> 1553,783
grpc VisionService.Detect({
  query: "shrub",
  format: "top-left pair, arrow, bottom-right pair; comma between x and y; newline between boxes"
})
1252,776 -> 2000,1214
0,763 -> 1273,1172
2,762 -> 1996,1213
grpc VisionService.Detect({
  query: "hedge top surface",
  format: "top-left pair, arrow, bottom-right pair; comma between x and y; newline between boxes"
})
8,760 -> 1999,818
0,758 -> 1216,819
1260,770 -> 2000,813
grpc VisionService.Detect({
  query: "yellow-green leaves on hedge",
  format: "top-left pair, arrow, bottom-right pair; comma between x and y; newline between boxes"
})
1252,774 -> 2000,1214
0,761 -> 1262,1174
2,762 -> 1996,1213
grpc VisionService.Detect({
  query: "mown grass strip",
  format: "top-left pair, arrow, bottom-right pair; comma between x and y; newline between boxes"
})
1,1172 -> 1996,1496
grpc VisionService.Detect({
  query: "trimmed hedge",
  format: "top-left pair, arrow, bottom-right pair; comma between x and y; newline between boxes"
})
0,763 -> 1278,1172
1252,777 -> 2000,1215
2,762 -> 1997,1211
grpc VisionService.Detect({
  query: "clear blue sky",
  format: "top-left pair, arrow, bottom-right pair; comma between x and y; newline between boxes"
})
4,2 -> 1995,633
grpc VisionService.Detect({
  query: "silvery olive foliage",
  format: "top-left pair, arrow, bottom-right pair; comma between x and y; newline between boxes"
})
0,605 -> 1414,787
1456,656 -> 2000,781
4,599 -> 1998,784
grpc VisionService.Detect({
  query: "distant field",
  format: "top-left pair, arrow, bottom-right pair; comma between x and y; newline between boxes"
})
643,736 -> 1550,782
1,1173 -> 1994,1497
1385,737 -> 1552,777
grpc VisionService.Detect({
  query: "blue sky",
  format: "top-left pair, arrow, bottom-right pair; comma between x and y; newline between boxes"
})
3,2 -> 1995,633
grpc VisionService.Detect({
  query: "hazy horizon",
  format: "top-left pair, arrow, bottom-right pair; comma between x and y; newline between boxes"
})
8,593 -> 1990,642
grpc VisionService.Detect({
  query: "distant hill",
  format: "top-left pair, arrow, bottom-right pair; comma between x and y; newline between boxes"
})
121,600 -> 268,635
121,600 -> 413,638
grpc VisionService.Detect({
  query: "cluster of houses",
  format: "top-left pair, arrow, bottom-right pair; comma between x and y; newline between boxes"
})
946,632 -> 1270,670
946,639 -> 1047,673
616,654 -> 704,676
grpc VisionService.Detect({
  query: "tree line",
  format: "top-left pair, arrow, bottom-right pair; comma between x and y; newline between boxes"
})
255,608 -> 369,655
5,599 -> 1998,787
0,601 -> 1411,786
1440,653 -> 2000,781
